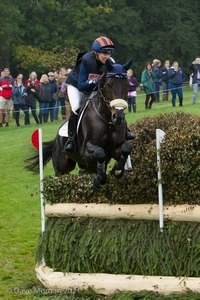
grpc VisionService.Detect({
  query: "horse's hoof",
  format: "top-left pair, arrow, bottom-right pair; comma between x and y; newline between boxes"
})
115,170 -> 122,176
93,177 -> 101,188
93,176 -> 106,188
111,167 -> 124,179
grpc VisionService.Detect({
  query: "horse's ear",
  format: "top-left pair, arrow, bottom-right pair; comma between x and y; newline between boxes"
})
122,59 -> 133,71
106,59 -> 113,72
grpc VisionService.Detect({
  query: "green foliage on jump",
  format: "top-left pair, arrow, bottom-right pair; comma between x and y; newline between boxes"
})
36,218 -> 200,276
43,112 -> 200,205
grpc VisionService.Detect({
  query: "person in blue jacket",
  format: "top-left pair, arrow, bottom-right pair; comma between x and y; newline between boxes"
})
168,61 -> 186,107
63,36 -> 135,154
12,75 -> 29,127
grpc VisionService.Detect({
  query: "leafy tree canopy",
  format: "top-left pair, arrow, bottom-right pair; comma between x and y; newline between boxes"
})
1,0 -> 199,77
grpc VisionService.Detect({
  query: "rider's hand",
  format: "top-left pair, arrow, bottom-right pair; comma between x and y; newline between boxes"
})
88,78 -> 101,86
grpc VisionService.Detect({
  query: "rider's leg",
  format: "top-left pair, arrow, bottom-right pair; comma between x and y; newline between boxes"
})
63,85 -> 83,153
63,112 -> 78,153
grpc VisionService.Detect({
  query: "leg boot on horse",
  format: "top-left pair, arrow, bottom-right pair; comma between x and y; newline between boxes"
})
126,128 -> 136,140
63,112 -> 78,154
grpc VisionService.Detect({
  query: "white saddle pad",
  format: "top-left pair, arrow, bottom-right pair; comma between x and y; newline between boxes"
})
58,121 -> 68,137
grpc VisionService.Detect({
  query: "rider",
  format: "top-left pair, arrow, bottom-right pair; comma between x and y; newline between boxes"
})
63,36 -> 135,154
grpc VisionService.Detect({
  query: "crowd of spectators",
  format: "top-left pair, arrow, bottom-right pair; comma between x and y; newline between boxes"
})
0,67 -> 71,127
127,57 -> 200,111
0,57 -> 199,127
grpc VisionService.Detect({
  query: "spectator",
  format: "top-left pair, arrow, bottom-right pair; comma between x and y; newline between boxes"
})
189,57 -> 200,104
25,71 -> 40,88
168,61 -> 186,107
152,59 -> 162,102
12,75 -> 29,127
53,70 -> 60,120
37,74 -> 52,123
57,68 -> 67,120
141,62 -> 156,109
25,79 -> 40,124
54,70 -> 60,81
0,68 -> 14,127
48,72 -> 58,122
15,73 -> 23,84
127,69 -> 139,113
161,60 -> 170,101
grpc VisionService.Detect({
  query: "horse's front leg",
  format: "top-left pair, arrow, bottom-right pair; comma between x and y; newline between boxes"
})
111,141 -> 132,178
93,147 -> 107,188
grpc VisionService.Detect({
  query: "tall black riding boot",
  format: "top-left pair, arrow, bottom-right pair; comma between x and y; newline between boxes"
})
63,112 -> 78,153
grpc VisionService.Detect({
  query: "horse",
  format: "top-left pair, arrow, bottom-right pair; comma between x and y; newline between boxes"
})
25,59 -> 133,187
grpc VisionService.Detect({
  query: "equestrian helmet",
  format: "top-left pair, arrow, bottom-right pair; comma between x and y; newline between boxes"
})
92,36 -> 115,53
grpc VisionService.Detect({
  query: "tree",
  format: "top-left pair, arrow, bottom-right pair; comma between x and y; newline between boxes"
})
12,45 -> 79,76
0,1 -> 23,70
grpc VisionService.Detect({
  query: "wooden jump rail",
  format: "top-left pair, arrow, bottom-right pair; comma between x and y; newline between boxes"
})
45,203 -> 200,223
36,202 -> 200,295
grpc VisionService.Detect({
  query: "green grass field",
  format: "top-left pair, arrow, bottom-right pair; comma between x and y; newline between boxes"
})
0,86 -> 199,299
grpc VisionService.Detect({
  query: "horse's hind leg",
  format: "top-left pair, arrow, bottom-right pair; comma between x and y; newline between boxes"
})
93,147 -> 107,188
111,141 -> 132,178
52,138 -> 76,175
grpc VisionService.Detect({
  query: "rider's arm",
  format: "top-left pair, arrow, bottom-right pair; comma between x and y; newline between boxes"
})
78,63 -> 96,92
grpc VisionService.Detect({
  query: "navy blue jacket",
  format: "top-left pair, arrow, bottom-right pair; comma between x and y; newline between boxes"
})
78,51 -> 106,93
12,84 -> 27,105
169,67 -> 186,85
161,67 -> 169,82
153,65 -> 162,83
36,83 -> 52,102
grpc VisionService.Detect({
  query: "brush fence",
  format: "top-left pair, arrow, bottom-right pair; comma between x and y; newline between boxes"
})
36,203 -> 200,295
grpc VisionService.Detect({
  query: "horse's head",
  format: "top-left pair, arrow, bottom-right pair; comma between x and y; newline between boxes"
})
100,59 -> 133,125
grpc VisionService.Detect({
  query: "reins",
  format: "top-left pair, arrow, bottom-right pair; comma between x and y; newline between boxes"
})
89,89 -> 112,125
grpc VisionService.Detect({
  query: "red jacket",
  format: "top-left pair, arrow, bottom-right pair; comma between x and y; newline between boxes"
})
25,79 -> 40,87
0,76 -> 14,99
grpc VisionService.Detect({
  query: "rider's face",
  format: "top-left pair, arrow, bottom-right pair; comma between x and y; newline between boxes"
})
96,52 -> 111,64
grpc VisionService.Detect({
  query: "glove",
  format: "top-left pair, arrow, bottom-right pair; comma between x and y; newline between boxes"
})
88,78 -> 101,86
0,87 -> 2,91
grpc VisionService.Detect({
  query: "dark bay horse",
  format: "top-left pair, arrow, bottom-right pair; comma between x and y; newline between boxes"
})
25,59 -> 133,187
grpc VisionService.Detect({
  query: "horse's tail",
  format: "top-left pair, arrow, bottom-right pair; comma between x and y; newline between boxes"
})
24,139 -> 55,173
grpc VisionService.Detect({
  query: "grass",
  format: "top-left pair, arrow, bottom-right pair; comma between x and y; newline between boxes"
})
0,86 -> 199,299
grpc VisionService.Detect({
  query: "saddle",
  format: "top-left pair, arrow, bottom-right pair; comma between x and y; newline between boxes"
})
58,91 -> 98,138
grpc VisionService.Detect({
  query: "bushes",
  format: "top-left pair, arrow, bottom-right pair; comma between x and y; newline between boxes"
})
43,112 -> 200,205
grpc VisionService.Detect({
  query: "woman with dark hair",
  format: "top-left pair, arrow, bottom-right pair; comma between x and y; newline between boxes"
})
141,62 -> 156,109
25,79 -> 40,124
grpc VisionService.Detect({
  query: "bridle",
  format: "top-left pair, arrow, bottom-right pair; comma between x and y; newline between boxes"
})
94,72 -> 128,125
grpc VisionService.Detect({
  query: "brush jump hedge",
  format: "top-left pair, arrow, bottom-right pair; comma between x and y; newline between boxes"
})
35,113 -> 200,296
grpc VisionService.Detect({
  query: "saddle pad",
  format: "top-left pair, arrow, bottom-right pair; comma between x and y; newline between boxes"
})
58,121 -> 68,137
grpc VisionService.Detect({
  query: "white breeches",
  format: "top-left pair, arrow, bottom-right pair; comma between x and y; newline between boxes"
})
67,85 -> 84,114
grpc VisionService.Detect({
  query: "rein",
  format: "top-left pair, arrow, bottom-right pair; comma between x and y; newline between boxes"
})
90,89 -> 112,125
